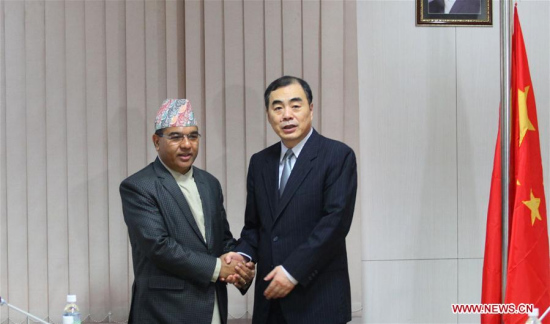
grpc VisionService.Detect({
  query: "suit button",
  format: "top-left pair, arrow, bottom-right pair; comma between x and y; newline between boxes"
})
273,236 -> 279,242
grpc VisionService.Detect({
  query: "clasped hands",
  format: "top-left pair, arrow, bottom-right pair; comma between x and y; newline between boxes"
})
219,253 -> 295,299
218,252 -> 255,289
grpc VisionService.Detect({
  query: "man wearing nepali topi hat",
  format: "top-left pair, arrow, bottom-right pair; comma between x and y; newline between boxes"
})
120,99 -> 255,324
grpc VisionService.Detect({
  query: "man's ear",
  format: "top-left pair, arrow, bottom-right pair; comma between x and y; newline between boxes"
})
152,134 -> 160,151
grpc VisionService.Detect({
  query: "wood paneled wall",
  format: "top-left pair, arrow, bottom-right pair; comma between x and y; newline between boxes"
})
0,0 -> 360,322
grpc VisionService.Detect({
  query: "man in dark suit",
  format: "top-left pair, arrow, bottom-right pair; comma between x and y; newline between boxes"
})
234,76 -> 358,324
429,0 -> 481,14
120,99 -> 253,324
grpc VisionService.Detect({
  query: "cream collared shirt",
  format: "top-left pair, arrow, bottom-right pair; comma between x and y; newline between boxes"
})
160,158 -> 222,324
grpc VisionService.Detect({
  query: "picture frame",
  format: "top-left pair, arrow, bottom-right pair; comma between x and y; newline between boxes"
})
416,0 -> 492,26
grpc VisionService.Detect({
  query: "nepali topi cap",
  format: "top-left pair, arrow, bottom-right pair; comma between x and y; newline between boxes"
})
155,99 -> 197,130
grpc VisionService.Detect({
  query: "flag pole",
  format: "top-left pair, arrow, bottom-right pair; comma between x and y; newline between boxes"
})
500,0 -> 513,310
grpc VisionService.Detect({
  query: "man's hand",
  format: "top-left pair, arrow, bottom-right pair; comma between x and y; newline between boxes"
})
222,251 -> 245,264
218,257 -> 240,281
263,265 -> 295,299
221,252 -> 255,288
227,261 -> 255,289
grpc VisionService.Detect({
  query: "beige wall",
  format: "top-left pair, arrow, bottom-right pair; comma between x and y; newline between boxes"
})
358,1 -> 550,323
0,0 -> 360,322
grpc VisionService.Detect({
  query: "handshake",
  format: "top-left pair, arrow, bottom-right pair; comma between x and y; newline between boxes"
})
218,252 -> 255,289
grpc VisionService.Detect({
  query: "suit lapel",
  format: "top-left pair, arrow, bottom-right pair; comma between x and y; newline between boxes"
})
261,145 -> 280,221
154,159 -> 206,245
193,167 -> 213,249
275,130 -> 319,222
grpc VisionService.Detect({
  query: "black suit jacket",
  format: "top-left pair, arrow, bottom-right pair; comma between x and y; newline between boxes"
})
429,0 -> 481,14
120,158 -> 236,324
237,130 -> 358,324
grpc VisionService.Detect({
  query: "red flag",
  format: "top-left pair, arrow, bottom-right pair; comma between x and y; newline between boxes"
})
481,116 -> 503,324
482,7 -> 550,324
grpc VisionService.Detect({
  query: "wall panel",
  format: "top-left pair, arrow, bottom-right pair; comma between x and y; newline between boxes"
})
264,0 -> 283,146
65,0 -> 91,315
282,0 -> 302,76
358,1 -> 550,324
321,0 -> 344,141
145,0 -> 167,163
25,0 -> 48,317
45,0 -> 69,319
126,0 -> 147,176
243,0 -> 265,169
364,260 -> 458,324
359,0 -> 457,262
5,1 -> 29,321
85,0 -> 111,316
344,0 -> 361,314
0,0 -> 7,321
166,0 -> 185,100
223,0 -> 248,316
458,258 -> 483,324
456,10 -> 500,260
302,0 -> 321,131
184,0 -> 204,168
106,0 -> 129,320
204,0 -> 226,189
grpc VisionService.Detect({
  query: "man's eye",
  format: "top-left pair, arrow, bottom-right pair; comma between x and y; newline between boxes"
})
169,134 -> 184,140
188,134 -> 199,140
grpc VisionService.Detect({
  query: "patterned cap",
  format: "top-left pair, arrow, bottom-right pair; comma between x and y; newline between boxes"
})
155,99 -> 197,130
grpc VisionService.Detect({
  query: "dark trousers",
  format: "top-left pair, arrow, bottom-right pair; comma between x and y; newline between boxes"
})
267,300 -> 349,324
267,300 -> 287,324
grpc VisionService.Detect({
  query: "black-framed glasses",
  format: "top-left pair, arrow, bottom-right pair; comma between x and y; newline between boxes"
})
158,132 -> 201,144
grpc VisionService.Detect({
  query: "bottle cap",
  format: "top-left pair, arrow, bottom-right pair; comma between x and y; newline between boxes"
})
528,308 -> 539,317
63,316 -> 74,324
66,295 -> 77,303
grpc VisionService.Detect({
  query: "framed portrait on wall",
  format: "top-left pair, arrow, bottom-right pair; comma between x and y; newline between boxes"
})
416,0 -> 492,26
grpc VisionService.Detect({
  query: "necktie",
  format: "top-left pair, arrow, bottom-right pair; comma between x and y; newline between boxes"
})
279,149 -> 294,197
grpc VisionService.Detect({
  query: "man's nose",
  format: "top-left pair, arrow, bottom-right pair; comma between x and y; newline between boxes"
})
179,136 -> 192,148
282,106 -> 293,120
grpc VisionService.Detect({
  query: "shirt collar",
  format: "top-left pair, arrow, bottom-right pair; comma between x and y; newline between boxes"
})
279,127 -> 314,163
158,156 -> 194,183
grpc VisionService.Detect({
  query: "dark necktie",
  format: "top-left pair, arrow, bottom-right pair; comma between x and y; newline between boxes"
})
279,149 -> 294,197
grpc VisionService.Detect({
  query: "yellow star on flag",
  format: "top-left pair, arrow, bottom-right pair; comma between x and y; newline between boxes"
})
522,189 -> 542,225
518,86 -> 535,146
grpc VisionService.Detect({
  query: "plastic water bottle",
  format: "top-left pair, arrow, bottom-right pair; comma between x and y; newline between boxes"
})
63,295 -> 81,324
62,315 -> 74,324
525,308 -> 541,324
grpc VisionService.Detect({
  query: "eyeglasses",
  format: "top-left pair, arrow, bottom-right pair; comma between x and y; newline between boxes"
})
158,132 -> 201,144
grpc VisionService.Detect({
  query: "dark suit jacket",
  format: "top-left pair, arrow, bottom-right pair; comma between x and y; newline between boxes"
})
120,158 -> 236,324
237,130 -> 358,324
429,0 -> 481,14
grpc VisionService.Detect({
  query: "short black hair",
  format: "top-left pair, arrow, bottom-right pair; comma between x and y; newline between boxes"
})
264,76 -> 313,109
